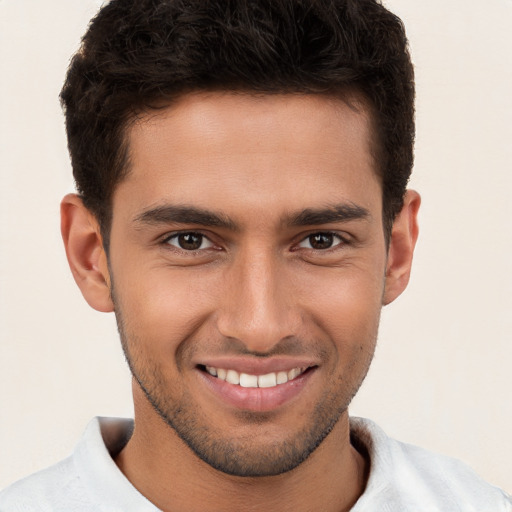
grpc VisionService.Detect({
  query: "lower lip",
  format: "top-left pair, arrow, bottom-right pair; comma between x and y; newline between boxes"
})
198,369 -> 315,412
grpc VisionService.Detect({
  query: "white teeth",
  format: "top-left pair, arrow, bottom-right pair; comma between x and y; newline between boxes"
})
276,371 -> 288,385
258,373 -> 277,388
206,366 -> 217,376
204,366 -> 307,388
288,368 -> 300,380
240,373 -> 259,388
225,369 -> 240,385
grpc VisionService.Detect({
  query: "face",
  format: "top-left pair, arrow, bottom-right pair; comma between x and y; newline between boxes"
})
107,93 -> 388,477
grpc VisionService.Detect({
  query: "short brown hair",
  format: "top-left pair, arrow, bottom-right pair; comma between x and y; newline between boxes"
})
60,0 -> 415,243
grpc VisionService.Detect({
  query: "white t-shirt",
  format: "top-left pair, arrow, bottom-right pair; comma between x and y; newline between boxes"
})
1,417 -> 510,511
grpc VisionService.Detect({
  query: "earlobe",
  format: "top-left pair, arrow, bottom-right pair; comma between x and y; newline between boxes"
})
60,193 -> 114,313
382,190 -> 421,306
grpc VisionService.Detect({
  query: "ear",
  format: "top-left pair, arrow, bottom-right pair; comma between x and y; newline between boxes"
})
382,190 -> 421,305
60,193 -> 114,312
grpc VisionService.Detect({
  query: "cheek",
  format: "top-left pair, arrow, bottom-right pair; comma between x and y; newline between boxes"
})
297,265 -> 384,349
112,263 -> 221,355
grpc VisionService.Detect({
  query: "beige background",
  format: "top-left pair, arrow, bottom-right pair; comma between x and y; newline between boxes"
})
1,0 -> 511,493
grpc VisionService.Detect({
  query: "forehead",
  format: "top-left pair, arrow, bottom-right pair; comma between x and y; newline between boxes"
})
115,92 -> 381,224
130,92 -> 373,160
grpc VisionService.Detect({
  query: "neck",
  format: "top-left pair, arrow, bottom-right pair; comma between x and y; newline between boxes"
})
115,388 -> 368,512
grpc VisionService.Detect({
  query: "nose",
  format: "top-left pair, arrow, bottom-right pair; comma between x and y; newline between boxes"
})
216,247 -> 301,354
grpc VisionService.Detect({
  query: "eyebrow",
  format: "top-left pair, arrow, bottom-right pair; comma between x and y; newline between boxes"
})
133,202 -> 370,230
288,204 -> 370,226
134,205 -> 238,230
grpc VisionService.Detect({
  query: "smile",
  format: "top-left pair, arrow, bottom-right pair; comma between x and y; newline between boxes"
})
203,366 -> 308,388
197,362 -> 317,412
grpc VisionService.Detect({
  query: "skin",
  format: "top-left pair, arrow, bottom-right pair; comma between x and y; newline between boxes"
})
61,92 -> 420,512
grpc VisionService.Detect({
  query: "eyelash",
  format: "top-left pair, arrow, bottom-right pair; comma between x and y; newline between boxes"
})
162,232 -> 217,252
160,230 -> 350,253
296,231 -> 349,251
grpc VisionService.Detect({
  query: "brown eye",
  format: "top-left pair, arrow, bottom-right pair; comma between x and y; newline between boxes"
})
166,233 -> 214,251
309,233 -> 334,249
298,232 -> 343,250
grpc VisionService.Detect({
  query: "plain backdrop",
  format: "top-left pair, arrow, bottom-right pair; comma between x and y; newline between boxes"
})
1,0 -> 511,493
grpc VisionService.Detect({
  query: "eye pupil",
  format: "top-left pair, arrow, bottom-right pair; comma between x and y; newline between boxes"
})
310,233 -> 333,249
178,233 -> 203,250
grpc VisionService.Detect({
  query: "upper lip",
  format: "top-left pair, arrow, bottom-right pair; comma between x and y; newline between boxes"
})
195,356 -> 319,375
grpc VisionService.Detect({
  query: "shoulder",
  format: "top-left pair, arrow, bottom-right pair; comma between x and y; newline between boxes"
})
350,417 -> 512,511
0,456 -> 92,511
0,417 -> 157,512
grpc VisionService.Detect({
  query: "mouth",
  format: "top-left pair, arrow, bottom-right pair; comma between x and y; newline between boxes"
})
199,365 -> 311,388
196,363 -> 317,412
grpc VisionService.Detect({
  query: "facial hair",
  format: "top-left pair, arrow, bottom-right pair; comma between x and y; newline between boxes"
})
112,289 -> 377,477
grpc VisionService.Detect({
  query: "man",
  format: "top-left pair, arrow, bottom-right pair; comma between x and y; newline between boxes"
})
1,0 -> 510,510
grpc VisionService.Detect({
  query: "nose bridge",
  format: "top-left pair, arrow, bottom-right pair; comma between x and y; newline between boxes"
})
217,244 -> 297,353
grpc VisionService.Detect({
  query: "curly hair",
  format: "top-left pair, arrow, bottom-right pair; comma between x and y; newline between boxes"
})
60,0 -> 415,243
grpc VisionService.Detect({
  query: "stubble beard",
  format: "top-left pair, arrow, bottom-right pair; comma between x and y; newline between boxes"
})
113,298 -> 377,477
